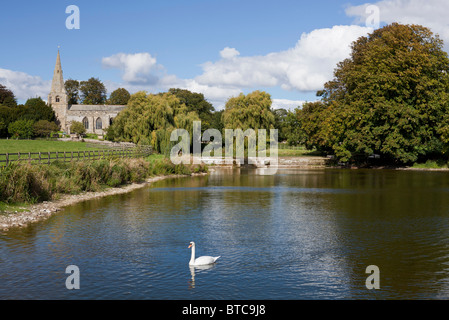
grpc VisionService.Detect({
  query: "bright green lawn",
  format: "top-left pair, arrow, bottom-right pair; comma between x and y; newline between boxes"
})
0,139 -> 101,154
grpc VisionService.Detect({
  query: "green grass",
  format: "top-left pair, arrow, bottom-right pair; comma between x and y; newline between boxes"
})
412,159 -> 448,169
0,202 -> 29,215
0,139 -> 100,154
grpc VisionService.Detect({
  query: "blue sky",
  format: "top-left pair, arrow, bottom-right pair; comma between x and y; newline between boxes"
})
1,0 -> 448,109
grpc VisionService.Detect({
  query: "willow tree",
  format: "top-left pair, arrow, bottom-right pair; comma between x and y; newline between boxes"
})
303,23 -> 449,164
222,90 -> 275,131
106,91 -> 200,153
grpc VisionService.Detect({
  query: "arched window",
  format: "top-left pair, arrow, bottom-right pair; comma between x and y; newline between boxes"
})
82,117 -> 89,129
56,96 -> 60,102
96,117 -> 102,130
109,117 -> 114,125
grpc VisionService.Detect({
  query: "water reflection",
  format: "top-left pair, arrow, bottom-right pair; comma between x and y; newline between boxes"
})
188,264 -> 216,289
2,168 -> 449,299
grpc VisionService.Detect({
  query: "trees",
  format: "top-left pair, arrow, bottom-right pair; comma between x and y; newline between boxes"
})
222,91 -> 275,131
65,79 -> 80,104
300,23 -> 449,164
168,88 -> 215,131
106,91 -> 200,153
0,84 -> 17,107
107,88 -> 131,105
80,77 -> 107,105
24,97 -> 56,122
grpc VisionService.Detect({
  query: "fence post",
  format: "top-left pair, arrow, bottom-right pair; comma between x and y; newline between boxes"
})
6,153 -> 9,167
28,152 -> 31,164
48,152 -> 50,164
39,152 -> 41,164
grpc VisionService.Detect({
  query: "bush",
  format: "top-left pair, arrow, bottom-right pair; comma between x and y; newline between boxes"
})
33,120 -> 59,138
71,121 -> 86,136
8,119 -> 35,139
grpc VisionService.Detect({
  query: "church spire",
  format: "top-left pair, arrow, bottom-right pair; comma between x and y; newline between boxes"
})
50,49 -> 66,94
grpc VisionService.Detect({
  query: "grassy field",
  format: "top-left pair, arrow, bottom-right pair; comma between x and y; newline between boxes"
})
0,139 -> 105,154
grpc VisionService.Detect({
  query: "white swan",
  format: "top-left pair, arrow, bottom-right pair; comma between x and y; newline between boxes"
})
188,241 -> 220,266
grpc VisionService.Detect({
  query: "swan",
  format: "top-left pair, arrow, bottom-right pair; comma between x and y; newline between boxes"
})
188,241 -> 220,266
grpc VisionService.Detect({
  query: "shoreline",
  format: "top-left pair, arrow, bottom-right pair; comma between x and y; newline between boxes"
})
0,173 -> 207,232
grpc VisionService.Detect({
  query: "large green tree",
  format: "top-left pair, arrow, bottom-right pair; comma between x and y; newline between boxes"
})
80,77 -> 107,105
222,90 -> 275,131
23,97 -> 56,122
0,84 -> 17,107
107,88 -> 131,105
65,79 -> 80,104
106,91 -> 200,153
168,88 -> 215,131
302,23 -> 449,164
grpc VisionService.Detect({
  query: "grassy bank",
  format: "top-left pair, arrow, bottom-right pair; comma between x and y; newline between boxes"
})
0,155 -> 207,207
0,138 -> 103,153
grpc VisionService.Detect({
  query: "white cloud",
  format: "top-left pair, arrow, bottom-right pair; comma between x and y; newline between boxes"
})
195,25 -> 372,92
102,52 -> 162,84
220,47 -> 240,59
272,99 -> 308,111
99,25 -> 371,109
346,0 -> 449,48
0,68 -> 50,102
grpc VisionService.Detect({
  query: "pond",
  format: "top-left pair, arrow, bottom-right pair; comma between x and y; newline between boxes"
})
2,168 -> 449,299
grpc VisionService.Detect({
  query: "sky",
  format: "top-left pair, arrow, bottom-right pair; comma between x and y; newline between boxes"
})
1,0 -> 449,110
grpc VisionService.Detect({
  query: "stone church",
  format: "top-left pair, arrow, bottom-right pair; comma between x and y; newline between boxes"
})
47,50 -> 126,136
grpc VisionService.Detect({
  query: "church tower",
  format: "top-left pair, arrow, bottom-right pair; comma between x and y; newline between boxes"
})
48,49 -> 68,131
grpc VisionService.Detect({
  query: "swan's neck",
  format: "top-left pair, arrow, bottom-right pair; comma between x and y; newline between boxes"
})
190,245 -> 196,264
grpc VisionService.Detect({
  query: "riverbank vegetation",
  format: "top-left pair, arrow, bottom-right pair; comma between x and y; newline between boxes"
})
0,155 -> 207,207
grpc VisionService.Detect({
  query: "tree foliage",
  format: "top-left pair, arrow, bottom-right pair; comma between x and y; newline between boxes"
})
106,91 -> 200,153
24,97 -> 56,122
222,91 -> 275,131
70,121 -> 86,136
107,88 -> 131,105
8,119 -> 35,139
168,88 -> 215,131
65,79 -> 80,104
80,77 -> 107,105
298,23 -> 449,164
0,84 -> 17,108
33,120 -> 59,137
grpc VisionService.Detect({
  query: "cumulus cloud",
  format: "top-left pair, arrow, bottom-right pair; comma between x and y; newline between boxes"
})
346,0 -> 449,48
220,47 -> 240,59
0,68 -> 50,101
195,25 -> 372,92
102,52 -> 162,84
272,99 -> 307,111
100,24 -> 372,109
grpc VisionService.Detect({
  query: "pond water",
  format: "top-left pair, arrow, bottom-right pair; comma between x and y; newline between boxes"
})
2,168 -> 449,299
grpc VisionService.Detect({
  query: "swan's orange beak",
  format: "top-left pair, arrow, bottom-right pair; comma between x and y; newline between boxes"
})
188,244 -> 192,248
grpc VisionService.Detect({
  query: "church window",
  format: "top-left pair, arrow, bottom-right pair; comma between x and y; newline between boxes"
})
56,96 -> 60,102
96,117 -> 102,130
82,117 -> 89,129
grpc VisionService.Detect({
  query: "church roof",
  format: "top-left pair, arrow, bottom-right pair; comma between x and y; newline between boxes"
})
68,104 -> 126,111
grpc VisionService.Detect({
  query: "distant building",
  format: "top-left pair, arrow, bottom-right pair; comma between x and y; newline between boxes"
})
47,50 -> 126,135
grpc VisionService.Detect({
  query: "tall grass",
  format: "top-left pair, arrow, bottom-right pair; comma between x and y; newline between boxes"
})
0,157 -> 207,205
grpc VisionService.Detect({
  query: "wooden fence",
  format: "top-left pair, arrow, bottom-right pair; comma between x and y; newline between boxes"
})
0,145 -> 153,167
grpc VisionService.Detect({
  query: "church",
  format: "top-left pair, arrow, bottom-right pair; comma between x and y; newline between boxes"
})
47,50 -> 126,136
